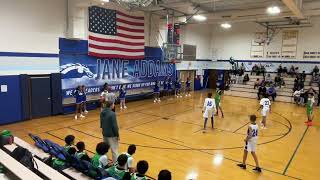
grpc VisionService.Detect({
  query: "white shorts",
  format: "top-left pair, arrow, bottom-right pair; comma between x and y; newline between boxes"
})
245,140 -> 257,152
203,109 -> 214,118
261,108 -> 269,117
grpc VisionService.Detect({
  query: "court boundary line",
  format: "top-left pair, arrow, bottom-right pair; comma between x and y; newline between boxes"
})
283,126 -> 309,175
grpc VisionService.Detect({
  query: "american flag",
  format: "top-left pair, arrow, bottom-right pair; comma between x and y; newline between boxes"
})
88,6 -> 145,59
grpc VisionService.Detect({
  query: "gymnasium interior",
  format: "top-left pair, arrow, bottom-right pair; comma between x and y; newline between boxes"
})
0,0 -> 320,179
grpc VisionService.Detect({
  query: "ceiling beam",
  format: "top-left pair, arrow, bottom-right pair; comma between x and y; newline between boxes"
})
281,0 -> 304,19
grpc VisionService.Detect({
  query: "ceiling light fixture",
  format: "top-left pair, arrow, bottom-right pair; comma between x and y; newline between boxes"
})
267,6 -> 281,15
193,14 -> 207,21
221,23 -> 231,29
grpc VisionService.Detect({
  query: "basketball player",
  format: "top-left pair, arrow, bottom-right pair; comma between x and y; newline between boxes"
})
167,78 -> 173,97
237,115 -> 261,172
202,93 -> 216,132
153,80 -> 161,103
119,84 -> 127,110
215,89 -> 224,118
258,94 -> 271,129
305,93 -> 315,126
185,77 -> 192,97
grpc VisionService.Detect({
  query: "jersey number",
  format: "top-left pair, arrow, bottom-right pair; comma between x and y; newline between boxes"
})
207,101 -> 213,106
252,129 -> 258,137
264,101 -> 269,106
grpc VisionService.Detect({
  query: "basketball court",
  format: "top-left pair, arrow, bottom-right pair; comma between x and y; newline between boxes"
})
1,91 -> 319,179
1,0 -> 320,179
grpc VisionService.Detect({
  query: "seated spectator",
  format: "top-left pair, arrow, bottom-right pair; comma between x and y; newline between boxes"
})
92,142 -> 113,169
131,160 -> 149,180
76,141 -> 91,162
294,67 -> 299,77
301,71 -> 306,82
289,65 -> 295,77
53,147 -> 77,170
158,170 -> 172,180
282,66 -> 288,76
277,65 -> 283,75
265,74 -> 273,86
310,74 -> 319,85
267,85 -> 277,101
293,89 -> 301,104
257,85 -> 267,100
121,144 -> 136,173
260,64 -> 266,77
243,74 -> 250,84
239,63 -> 245,76
312,65 -> 319,76
64,135 -> 75,152
254,78 -> 260,89
106,154 -> 129,179
251,64 -> 258,75
274,74 -> 282,88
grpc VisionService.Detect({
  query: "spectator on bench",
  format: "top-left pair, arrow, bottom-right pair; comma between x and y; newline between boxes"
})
301,71 -> 306,82
312,65 -> 319,76
240,63 -> 245,76
131,160 -> 149,180
267,85 -> 277,101
277,65 -> 283,76
64,135 -> 75,152
123,144 -> 136,173
289,65 -> 295,77
106,154 -> 129,180
257,85 -> 267,100
251,64 -> 258,75
254,78 -> 260,89
265,74 -> 273,86
274,74 -> 282,88
92,142 -> 113,169
282,66 -> 288,76
158,170 -> 172,180
243,74 -> 250,84
76,141 -> 91,162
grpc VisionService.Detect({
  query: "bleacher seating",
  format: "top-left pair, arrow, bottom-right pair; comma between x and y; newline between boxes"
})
225,73 -> 319,103
2,136 -> 92,180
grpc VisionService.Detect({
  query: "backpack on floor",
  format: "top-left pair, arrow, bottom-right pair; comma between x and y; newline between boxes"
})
11,146 -> 38,170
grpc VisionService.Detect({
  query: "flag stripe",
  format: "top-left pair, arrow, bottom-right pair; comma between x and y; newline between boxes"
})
89,36 -> 144,46
117,33 -> 144,39
89,32 -> 144,43
117,22 -> 144,30
89,44 -> 144,52
117,14 -> 144,24
118,29 -> 144,37
117,25 -> 144,33
117,11 -> 144,20
89,40 -> 144,49
116,18 -> 144,26
90,48 -> 144,56
89,52 -> 144,59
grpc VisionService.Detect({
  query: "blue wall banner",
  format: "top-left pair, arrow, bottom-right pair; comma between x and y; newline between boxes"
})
59,38 -> 175,101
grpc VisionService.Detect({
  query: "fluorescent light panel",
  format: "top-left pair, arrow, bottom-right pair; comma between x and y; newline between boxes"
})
193,14 -> 207,21
267,6 -> 281,15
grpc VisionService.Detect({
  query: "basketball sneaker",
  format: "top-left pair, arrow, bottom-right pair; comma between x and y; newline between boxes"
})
84,110 -> 88,114
157,99 -> 161,102
124,106 -> 127,109
253,167 -> 262,172
154,99 -> 157,103
307,121 -> 313,126
237,164 -> 246,169
74,115 -> 78,120
80,114 -> 85,118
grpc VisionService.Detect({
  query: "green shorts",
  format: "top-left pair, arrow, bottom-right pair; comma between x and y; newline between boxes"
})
307,109 -> 313,116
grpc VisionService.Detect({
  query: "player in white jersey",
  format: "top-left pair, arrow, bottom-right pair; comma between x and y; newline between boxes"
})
258,94 -> 271,129
202,93 -> 216,132
237,115 -> 261,172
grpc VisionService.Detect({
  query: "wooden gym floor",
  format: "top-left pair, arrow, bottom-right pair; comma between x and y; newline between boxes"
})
1,90 -> 319,180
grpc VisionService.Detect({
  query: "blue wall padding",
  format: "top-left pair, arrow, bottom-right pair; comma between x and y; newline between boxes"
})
0,75 -> 22,124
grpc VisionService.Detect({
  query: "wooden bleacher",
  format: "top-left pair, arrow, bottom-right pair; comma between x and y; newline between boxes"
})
3,137 -> 92,180
225,73 -> 319,103
0,149 -> 42,180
